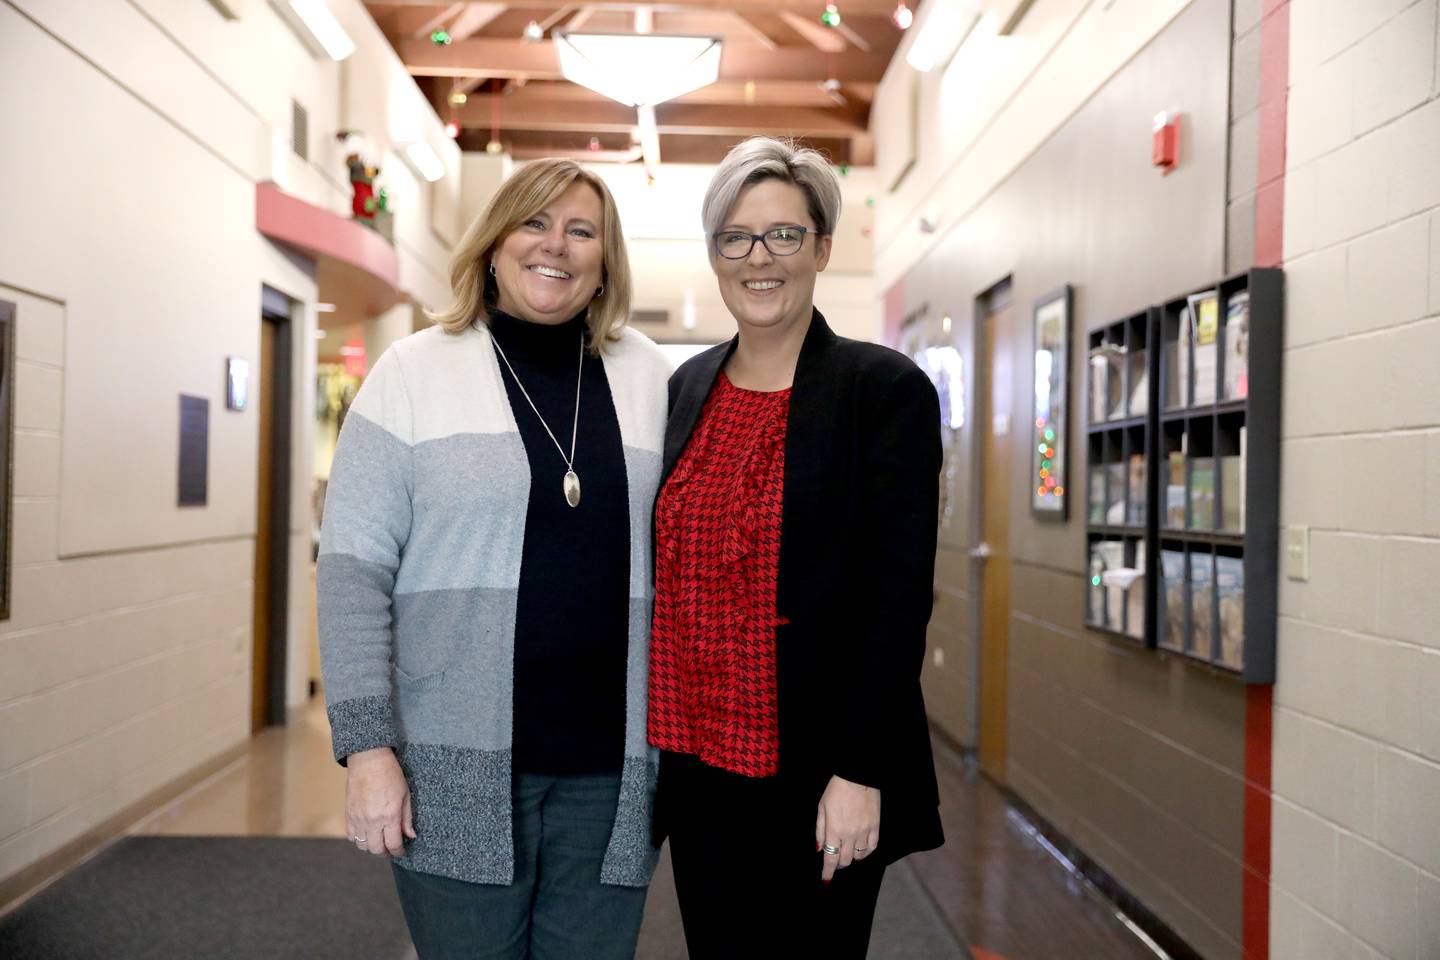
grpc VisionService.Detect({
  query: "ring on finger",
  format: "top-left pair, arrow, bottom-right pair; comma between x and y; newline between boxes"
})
823,843 -> 840,856
854,845 -> 868,853
353,835 -> 367,844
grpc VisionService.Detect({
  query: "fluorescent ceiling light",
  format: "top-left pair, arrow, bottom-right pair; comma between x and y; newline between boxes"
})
403,141 -> 445,182
905,0 -> 979,72
276,0 -> 356,61
555,33 -> 722,107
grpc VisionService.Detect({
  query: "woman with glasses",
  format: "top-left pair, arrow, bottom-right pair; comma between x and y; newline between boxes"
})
648,137 -> 945,959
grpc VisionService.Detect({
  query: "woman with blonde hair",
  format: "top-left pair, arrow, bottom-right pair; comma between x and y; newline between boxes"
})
317,157 -> 669,959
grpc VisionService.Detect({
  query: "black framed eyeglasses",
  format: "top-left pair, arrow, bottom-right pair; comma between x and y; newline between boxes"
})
713,226 -> 811,260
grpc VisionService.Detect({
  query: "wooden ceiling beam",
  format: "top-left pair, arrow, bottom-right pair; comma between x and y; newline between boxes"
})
367,0 -> 905,16
565,7 -> 598,30
731,11 -> 800,49
454,98 -> 868,136
410,2 -> 465,38
509,144 -> 645,161
827,14 -> 898,50
451,76 -> 487,97
655,133 -> 854,164
657,102 -> 868,136
459,129 -> 858,164
472,9 -> 539,38
397,37 -> 893,81
673,79 -> 875,107
380,5 -> 455,35
450,79 -> 874,107
777,11 -> 846,53
459,99 -> 641,132
448,2 -> 507,39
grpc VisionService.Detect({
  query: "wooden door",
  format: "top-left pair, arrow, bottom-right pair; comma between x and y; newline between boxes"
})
252,320 -> 276,733
978,302 -> 1017,781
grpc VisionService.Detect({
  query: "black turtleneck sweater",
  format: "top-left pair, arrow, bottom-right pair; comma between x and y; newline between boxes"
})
488,309 -> 629,775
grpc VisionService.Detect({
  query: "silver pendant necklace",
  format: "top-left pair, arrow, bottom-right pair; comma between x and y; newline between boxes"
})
491,328 -> 584,508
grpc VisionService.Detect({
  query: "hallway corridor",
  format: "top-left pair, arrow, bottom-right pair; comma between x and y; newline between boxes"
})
16,699 -> 1169,960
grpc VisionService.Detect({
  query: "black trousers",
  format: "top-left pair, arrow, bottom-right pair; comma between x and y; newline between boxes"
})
660,752 -> 887,960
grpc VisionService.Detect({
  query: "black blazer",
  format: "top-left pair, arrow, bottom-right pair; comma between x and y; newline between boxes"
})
659,309 -> 944,862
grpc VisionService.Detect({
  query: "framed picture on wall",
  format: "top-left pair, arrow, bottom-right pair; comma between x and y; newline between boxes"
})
1031,284 -> 1073,519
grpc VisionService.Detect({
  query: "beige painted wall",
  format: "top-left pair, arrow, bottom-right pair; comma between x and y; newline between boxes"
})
459,153 -> 515,235
0,0 -> 456,889
870,0 -> 1199,293
1270,1 -> 1440,957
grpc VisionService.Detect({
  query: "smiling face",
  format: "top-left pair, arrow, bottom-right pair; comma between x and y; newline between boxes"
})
712,178 -> 832,336
491,180 -> 605,325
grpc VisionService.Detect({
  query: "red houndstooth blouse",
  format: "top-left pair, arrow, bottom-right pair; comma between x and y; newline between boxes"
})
648,371 -> 790,778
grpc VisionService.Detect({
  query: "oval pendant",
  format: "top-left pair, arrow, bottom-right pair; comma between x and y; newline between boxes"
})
563,470 -> 581,508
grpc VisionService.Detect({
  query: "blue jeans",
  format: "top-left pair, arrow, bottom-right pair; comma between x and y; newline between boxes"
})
391,772 -> 647,960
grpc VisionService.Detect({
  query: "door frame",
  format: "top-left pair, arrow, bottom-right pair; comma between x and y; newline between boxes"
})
256,287 -> 294,728
968,277 -> 1014,774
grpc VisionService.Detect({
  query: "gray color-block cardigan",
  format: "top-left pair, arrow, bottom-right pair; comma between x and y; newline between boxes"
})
316,319 -> 670,887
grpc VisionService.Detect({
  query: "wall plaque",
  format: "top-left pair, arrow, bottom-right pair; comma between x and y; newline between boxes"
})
178,394 -> 209,507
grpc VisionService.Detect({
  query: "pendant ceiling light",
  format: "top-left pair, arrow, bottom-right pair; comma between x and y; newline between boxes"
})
555,33 -> 723,108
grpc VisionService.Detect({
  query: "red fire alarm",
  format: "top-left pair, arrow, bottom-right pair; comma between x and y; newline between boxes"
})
1152,111 -> 1179,172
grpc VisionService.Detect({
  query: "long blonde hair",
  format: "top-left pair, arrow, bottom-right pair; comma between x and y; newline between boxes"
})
430,159 -> 632,351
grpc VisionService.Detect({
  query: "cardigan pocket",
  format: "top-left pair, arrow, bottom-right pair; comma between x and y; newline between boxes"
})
392,664 -> 447,689
392,665 -> 449,742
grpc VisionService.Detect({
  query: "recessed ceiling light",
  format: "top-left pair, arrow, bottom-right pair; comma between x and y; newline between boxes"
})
274,0 -> 355,61
905,0 -> 979,72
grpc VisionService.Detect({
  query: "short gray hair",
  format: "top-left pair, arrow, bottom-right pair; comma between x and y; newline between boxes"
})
701,138 -> 842,248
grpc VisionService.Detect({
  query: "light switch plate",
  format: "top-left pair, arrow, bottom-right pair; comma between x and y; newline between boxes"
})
1284,526 -> 1309,581
932,648 -> 945,668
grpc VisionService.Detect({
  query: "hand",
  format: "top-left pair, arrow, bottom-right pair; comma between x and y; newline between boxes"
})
815,775 -> 880,883
345,747 -> 416,857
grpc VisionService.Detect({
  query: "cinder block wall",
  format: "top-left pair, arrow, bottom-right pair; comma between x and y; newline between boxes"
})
1270,0 -> 1440,956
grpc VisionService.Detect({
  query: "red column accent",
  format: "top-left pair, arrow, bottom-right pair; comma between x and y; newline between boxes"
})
1246,4 -> 1287,957
1242,684 -> 1274,960
1254,2 -> 1290,267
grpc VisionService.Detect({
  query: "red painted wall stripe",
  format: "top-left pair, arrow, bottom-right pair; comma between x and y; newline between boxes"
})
1243,684 -> 1274,960
1246,3 -> 1288,957
1254,2 -> 1290,268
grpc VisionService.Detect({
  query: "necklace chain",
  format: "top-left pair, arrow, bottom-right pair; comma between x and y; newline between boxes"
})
491,329 -> 584,473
